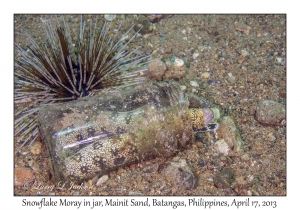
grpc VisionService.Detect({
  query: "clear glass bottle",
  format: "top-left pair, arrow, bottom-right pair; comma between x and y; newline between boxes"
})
38,81 -> 215,182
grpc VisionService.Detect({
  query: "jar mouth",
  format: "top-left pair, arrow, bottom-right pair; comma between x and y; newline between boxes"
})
201,108 -> 215,125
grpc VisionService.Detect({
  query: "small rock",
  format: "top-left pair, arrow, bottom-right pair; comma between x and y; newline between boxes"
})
214,139 -> 231,156
128,191 -> 144,196
234,22 -> 251,35
180,85 -> 187,91
147,42 -> 153,48
151,48 -> 159,55
162,159 -> 197,190
145,14 -> 167,22
207,178 -> 214,182
186,27 -> 192,34
267,132 -> 276,142
96,175 -> 109,186
227,72 -> 235,83
190,81 -> 199,87
276,57 -> 286,65
104,14 -> 116,21
216,116 -> 244,155
240,153 -> 250,161
174,57 -> 184,67
14,167 -> 35,186
279,182 -> 284,188
235,176 -> 247,185
256,100 -> 286,126
259,84 -> 264,91
160,184 -> 167,190
241,49 -> 249,57
164,58 -> 186,79
201,72 -> 210,79
147,60 -> 167,80
30,141 -> 42,155
193,53 -> 199,59
72,191 -> 80,196
214,168 -> 235,189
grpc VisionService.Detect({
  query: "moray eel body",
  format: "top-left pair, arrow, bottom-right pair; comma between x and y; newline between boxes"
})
38,81 -> 215,182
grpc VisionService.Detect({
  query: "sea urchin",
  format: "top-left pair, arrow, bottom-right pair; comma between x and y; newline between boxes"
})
14,15 -> 150,147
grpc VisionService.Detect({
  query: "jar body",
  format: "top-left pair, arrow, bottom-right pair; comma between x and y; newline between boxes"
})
38,81 -> 194,182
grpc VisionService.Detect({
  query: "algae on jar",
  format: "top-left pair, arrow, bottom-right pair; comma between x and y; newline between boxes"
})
38,81 -> 217,182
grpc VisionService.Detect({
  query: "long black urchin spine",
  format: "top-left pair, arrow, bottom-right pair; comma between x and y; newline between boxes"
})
14,16 -> 150,147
